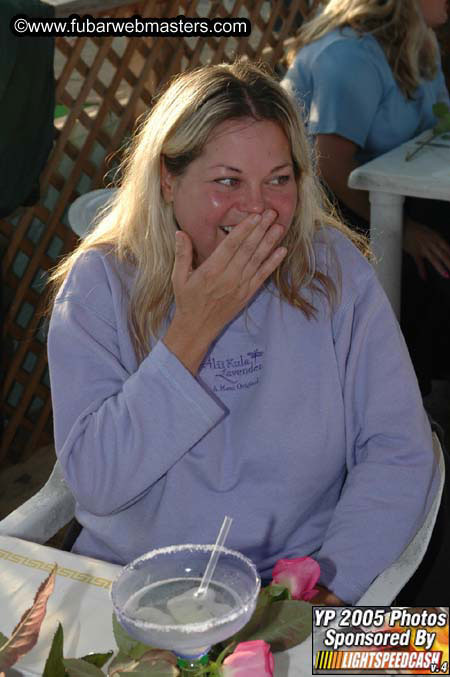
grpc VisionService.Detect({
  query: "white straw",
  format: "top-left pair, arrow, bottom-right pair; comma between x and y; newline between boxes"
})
195,516 -> 233,598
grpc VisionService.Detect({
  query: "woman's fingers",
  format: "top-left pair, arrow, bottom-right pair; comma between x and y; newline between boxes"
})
404,221 -> 450,280
195,209 -> 286,300
203,212 -> 264,272
419,233 -> 450,278
220,210 -> 283,281
248,245 -> 288,292
427,236 -> 450,278
427,253 -> 449,278
206,209 -> 276,274
414,254 -> 427,281
172,230 -> 193,289
241,222 -> 285,281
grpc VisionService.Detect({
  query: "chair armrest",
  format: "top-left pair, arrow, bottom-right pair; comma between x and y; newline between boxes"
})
0,461 -> 76,544
357,432 -> 445,605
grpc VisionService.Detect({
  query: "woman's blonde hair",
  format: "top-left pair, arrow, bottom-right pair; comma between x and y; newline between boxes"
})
287,0 -> 438,98
48,60 -> 368,361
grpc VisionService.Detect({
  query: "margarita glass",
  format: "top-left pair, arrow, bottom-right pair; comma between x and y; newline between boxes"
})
111,544 -> 260,671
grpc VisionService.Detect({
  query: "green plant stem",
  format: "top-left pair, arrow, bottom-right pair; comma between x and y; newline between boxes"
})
405,130 -> 435,161
179,664 -> 219,676
214,642 -> 236,666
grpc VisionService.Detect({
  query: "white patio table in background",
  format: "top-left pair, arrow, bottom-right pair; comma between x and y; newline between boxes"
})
348,131 -> 450,317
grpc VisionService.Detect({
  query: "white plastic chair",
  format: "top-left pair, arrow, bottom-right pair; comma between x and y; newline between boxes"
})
0,461 -> 75,545
0,433 -> 445,606
67,188 -> 116,239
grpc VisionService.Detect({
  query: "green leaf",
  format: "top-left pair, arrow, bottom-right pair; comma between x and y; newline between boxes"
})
433,101 -> 450,118
110,649 -> 179,676
253,586 -> 277,609
222,584 -> 283,645
112,614 -> 152,659
443,134 -> 450,140
434,113 -> 450,135
63,657 -> 105,676
227,597 -> 273,645
230,599 -> 313,652
43,623 -> 65,677
108,649 -> 134,676
0,633 -> 8,650
81,651 -> 114,668
265,584 -> 291,602
54,102 -> 95,119
54,104 -> 69,119
117,666 -> 180,677
128,643 -> 155,661
0,564 -> 57,671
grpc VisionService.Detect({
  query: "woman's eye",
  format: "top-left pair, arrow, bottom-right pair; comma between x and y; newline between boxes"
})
270,175 -> 291,186
215,178 -> 239,187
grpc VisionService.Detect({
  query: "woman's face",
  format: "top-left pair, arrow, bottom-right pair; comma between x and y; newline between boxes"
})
161,118 -> 298,265
418,0 -> 448,27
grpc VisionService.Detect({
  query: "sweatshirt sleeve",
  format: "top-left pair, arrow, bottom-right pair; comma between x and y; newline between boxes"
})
47,255 -> 226,517
314,266 -> 439,604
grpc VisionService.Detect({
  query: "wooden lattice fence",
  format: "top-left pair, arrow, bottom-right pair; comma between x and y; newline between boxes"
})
1,0 -> 320,462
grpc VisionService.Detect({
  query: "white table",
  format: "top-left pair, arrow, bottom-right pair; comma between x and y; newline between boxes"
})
0,535 -> 320,676
0,535 -> 122,676
348,131 -> 450,317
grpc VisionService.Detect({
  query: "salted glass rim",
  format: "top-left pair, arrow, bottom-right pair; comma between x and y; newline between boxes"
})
110,543 -> 261,635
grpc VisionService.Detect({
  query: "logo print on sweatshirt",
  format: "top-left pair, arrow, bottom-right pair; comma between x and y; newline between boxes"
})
201,348 -> 264,393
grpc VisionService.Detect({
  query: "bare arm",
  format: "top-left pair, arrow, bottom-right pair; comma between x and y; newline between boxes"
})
315,133 -> 371,222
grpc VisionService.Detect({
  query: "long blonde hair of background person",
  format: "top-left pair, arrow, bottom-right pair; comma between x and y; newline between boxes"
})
287,0 -> 439,98
47,60 -> 368,362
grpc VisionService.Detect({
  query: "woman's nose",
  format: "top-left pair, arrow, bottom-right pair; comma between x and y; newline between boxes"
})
239,184 -> 267,214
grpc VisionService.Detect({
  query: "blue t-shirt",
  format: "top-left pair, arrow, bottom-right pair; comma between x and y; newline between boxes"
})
283,27 -> 450,162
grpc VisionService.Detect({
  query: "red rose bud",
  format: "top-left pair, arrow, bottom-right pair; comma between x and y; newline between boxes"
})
221,640 -> 274,676
271,556 -> 320,601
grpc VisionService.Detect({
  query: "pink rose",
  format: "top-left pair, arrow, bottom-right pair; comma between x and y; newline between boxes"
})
221,640 -> 274,676
272,556 -> 320,601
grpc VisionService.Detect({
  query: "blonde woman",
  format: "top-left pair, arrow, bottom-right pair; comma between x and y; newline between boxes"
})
47,61 -> 437,606
283,0 -> 450,398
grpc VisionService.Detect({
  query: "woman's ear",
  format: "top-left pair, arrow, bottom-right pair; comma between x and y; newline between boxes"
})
160,157 -> 174,203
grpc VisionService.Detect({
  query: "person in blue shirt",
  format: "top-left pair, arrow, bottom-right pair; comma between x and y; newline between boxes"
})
283,0 -> 450,398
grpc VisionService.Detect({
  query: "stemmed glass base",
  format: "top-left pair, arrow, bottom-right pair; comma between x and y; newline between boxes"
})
177,652 -> 209,674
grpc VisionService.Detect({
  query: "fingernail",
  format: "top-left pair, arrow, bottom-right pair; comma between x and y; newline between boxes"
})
250,214 -> 261,224
175,231 -> 183,251
264,209 -> 276,220
273,225 -> 284,238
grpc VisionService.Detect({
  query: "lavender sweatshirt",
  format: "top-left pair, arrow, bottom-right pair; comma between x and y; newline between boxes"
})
48,227 -> 437,603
